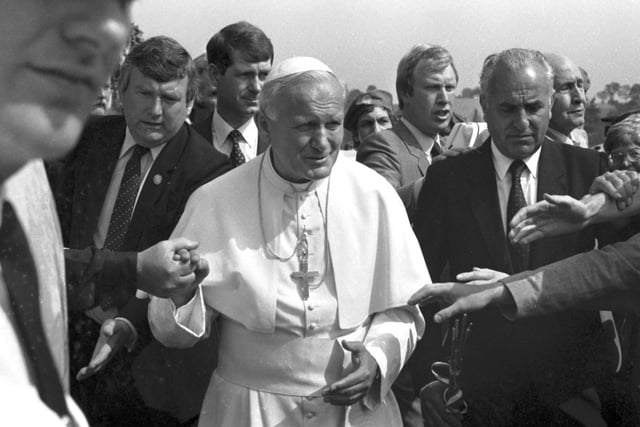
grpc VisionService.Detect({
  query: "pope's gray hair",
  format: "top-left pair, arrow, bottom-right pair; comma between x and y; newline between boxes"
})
479,48 -> 554,100
259,70 -> 346,120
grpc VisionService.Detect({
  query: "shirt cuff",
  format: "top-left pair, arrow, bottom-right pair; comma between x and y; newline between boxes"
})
114,317 -> 138,351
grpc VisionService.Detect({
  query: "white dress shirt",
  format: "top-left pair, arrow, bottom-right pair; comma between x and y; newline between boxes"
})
491,141 -> 541,234
212,110 -> 258,160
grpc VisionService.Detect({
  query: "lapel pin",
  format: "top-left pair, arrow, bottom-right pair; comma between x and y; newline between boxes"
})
153,174 -> 162,185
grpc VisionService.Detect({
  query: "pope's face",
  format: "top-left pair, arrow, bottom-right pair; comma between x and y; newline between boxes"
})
482,63 -> 552,160
263,76 -> 344,183
0,0 -> 131,177
122,67 -> 191,148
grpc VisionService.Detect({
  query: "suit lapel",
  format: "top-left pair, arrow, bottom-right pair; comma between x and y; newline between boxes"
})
536,141 -> 567,198
72,118 -> 125,247
394,121 -> 430,175
124,124 -> 189,249
191,113 -> 213,143
468,141 -> 510,269
530,141 -> 567,266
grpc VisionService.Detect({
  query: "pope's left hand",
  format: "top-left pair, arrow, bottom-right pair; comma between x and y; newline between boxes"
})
323,340 -> 379,406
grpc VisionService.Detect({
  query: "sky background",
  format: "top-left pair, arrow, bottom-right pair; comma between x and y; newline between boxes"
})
131,0 -> 640,103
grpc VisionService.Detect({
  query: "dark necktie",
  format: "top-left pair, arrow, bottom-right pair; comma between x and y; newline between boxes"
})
506,160 -> 530,272
228,130 -> 246,168
431,139 -> 442,158
0,201 -> 70,418
101,144 -> 148,310
104,144 -> 148,251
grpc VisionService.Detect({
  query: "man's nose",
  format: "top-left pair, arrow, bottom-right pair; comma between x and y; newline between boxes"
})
149,96 -> 163,116
436,87 -> 450,104
571,86 -> 586,105
248,75 -> 263,94
513,108 -> 529,131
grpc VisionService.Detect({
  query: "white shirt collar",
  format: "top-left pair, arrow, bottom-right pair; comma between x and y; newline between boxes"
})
120,127 -> 166,161
547,127 -> 573,145
491,139 -> 541,181
400,117 -> 439,153
213,109 -> 258,149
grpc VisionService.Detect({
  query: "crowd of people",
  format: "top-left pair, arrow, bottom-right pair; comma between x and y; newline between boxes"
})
3,2 -> 640,426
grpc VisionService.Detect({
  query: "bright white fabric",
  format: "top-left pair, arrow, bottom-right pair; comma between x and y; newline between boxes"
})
149,150 -> 428,426
0,160 -> 87,426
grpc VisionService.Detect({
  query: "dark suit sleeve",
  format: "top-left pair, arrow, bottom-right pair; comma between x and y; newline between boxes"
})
356,131 -> 403,189
407,163 -> 451,392
413,163 -> 449,280
504,232 -> 640,316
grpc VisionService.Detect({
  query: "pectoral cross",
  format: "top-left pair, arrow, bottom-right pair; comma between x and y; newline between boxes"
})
290,230 -> 319,300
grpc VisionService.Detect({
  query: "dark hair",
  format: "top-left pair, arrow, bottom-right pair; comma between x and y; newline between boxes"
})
119,36 -> 197,102
396,44 -> 458,109
206,21 -> 274,75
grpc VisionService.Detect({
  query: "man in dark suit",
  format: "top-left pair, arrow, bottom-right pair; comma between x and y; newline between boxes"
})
545,53 -> 589,148
411,48 -> 615,426
191,21 -> 272,164
50,36 -> 230,426
357,44 -> 462,213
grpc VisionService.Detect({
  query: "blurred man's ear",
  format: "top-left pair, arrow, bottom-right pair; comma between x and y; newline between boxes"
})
209,63 -> 221,86
256,111 -> 271,144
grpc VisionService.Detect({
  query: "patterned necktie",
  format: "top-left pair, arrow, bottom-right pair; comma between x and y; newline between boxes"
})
228,129 -> 246,168
0,201 -> 70,418
506,159 -> 530,272
104,144 -> 148,251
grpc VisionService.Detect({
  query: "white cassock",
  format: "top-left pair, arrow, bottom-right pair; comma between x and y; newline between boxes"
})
0,160 -> 87,426
149,149 -> 430,427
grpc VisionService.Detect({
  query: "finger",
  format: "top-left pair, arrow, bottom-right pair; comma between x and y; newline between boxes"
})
189,251 -> 201,265
176,261 -> 197,277
194,258 -> 210,277
433,301 -> 466,323
167,237 -> 199,252
518,230 -> 544,245
101,319 -> 116,336
341,340 -> 364,354
174,248 -> 191,263
324,380 -> 369,399
323,393 -> 364,406
408,284 -> 453,305
456,270 -> 491,282
77,345 -> 112,380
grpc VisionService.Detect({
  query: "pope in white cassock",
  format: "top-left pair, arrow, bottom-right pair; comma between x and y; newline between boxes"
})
148,57 -> 430,427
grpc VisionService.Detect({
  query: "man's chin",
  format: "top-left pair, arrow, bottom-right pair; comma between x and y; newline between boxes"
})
1,106 -> 85,161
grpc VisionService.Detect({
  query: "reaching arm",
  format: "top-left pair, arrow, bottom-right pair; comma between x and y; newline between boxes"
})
510,170 -> 640,244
